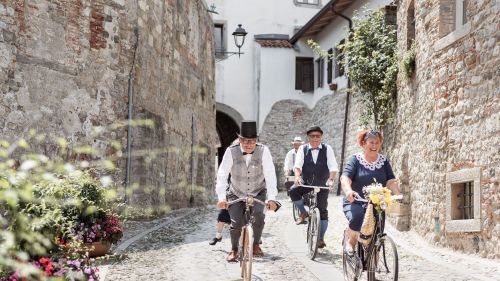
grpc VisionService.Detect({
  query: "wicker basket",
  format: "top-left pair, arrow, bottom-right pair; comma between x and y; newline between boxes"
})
359,203 -> 375,246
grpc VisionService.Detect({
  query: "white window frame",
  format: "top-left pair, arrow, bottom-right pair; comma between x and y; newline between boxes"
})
294,0 -> 321,7
445,167 -> 481,233
455,0 -> 467,30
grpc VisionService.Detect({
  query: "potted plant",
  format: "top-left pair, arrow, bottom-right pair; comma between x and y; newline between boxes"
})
329,83 -> 338,91
68,212 -> 123,257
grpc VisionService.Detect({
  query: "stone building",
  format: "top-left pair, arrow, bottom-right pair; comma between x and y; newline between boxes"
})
387,0 -> 499,258
0,0 -> 217,212
258,0 -> 392,186
231,0 -> 500,258
206,0 -> 323,164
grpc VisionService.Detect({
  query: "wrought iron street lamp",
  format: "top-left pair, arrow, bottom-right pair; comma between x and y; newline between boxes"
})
216,24 -> 247,61
232,24 -> 247,58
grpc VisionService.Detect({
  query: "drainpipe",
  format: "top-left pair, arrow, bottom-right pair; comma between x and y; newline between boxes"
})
190,114 -> 195,206
125,26 -> 139,202
332,6 -> 353,196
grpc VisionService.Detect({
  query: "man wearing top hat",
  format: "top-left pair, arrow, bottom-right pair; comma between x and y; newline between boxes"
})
283,136 -> 304,194
215,120 -> 279,262
290,125 -> 339,249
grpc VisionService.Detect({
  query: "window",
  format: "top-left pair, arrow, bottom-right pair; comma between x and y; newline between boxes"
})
445,167 -> 481,233
295,0 -> 320,5
407,0 -> 415,49
384,5 -> 397,26
439,0 -> 468,38
334,39 -> 345,78
295,57 -> 314,92
453,182 -> 474,220
455,0 -> 467,29
214,23 -> 225,58
327,48 -> 333,84
316,58 -> 324,88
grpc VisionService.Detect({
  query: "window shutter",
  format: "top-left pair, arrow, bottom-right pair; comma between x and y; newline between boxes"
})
384,5 -> 398,26
295,59 -> 303,90
316,58 -> 324,88
303,59 -> 314,92
327,49 -> 333,84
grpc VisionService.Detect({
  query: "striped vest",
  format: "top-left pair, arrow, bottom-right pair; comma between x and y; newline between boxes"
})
229,144 -> 266,198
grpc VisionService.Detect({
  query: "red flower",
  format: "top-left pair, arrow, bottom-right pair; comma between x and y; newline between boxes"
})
38,257 -> 54,276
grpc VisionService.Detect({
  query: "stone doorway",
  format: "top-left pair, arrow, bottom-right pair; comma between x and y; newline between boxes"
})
216,111 -> 239,165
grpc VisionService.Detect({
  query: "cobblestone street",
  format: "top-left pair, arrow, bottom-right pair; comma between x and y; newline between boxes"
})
101,193 -> 499,281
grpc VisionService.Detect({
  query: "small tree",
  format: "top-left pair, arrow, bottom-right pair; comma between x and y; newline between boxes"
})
309,8 -> 398,128
344,9 -> 398,128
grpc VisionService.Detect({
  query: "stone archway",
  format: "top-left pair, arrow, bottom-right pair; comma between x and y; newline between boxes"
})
216,103 -> 242,165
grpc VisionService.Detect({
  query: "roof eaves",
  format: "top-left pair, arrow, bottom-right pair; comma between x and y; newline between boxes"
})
289,0 -> 339,44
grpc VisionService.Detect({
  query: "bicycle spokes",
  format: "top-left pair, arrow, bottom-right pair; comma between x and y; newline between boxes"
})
367,236 -> 398,281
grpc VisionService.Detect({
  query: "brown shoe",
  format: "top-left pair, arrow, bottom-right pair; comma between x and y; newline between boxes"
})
226,250 -> 238,262
318,240 -> 327,249
253,244 -> 264,257
295,212 -> 309,225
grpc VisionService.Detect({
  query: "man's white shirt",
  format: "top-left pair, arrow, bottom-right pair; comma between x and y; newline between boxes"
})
294,143 -> 339,173
216,145 -> 278,201
283,148 -> 297,172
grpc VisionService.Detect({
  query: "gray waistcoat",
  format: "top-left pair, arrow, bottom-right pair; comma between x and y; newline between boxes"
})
229,144 -> 266,198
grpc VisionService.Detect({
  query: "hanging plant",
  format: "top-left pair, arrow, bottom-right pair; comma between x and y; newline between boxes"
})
401,41 -> 416,80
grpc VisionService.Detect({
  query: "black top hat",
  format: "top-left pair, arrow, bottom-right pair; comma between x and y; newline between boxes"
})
238,120 -> 258,138
306,126 -> 323,135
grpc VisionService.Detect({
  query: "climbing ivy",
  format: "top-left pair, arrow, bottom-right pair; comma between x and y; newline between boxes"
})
401,41 -> 416,80
309,9 -> 398,129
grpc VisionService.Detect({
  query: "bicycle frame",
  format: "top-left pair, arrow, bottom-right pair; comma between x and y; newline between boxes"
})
227,196 -> 265,281
295,184 -> 329,260
343,194 -> 402,281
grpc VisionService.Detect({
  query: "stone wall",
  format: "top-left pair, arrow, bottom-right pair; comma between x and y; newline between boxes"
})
387,0 -> 499,258
260,90 -> 358,187
0,0 -> 217,212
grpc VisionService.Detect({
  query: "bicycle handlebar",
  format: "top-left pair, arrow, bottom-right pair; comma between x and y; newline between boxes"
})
353,194 -> 404,203
227,197 -> 266,206
291,184 -> 331,191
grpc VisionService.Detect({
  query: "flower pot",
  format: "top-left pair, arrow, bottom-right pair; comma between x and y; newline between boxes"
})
82,241 -> 112,257
329,83 -> 338,91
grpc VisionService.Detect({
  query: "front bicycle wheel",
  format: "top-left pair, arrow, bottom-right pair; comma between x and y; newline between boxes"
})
367,235 -> 398,281
293,203 -> 300,222
307,208 -> 320,260
342,231 -> 362,281
240,226 -> 254,281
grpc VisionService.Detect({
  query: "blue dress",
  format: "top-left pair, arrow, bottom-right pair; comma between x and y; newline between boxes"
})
342,153 -> 395,231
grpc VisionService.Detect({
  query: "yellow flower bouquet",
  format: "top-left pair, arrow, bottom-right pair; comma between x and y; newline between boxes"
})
363,180 -> 394,213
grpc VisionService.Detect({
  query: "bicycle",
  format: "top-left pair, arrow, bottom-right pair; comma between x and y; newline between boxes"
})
227,195 -> 266,281
293,184 -> 330,260
342,193 -> 403,281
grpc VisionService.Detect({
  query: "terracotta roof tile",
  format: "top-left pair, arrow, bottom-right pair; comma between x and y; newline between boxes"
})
255,39 -> 293,48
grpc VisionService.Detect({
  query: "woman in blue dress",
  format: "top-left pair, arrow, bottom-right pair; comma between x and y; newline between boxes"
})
340,129 -> 402,254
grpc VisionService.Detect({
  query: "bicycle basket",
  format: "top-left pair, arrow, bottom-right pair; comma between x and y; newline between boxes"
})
359,203 -> 375,246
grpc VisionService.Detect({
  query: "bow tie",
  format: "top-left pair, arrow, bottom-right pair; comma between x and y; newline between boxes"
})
311,147 -> 320,150
243,151 -> 254,155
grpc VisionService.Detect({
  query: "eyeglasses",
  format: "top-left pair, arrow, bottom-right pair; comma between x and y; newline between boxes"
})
308,134 -> 322,138
240,138 -> 257,144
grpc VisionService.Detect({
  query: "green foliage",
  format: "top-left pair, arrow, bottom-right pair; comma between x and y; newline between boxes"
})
343,9 -> 398,128
401,41 -> 416,80
308,8 -> 398,128
0,133 -> 123,280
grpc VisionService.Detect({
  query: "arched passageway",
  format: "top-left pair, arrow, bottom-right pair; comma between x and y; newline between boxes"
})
216,111 -> 239,165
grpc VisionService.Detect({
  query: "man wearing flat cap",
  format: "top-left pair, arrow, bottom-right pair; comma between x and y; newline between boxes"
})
215,120 -> 279,262
283,136 -> 304,194
290,125 -> 338,249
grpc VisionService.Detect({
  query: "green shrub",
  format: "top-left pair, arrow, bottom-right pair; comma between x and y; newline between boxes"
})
401,41 -> 416,80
